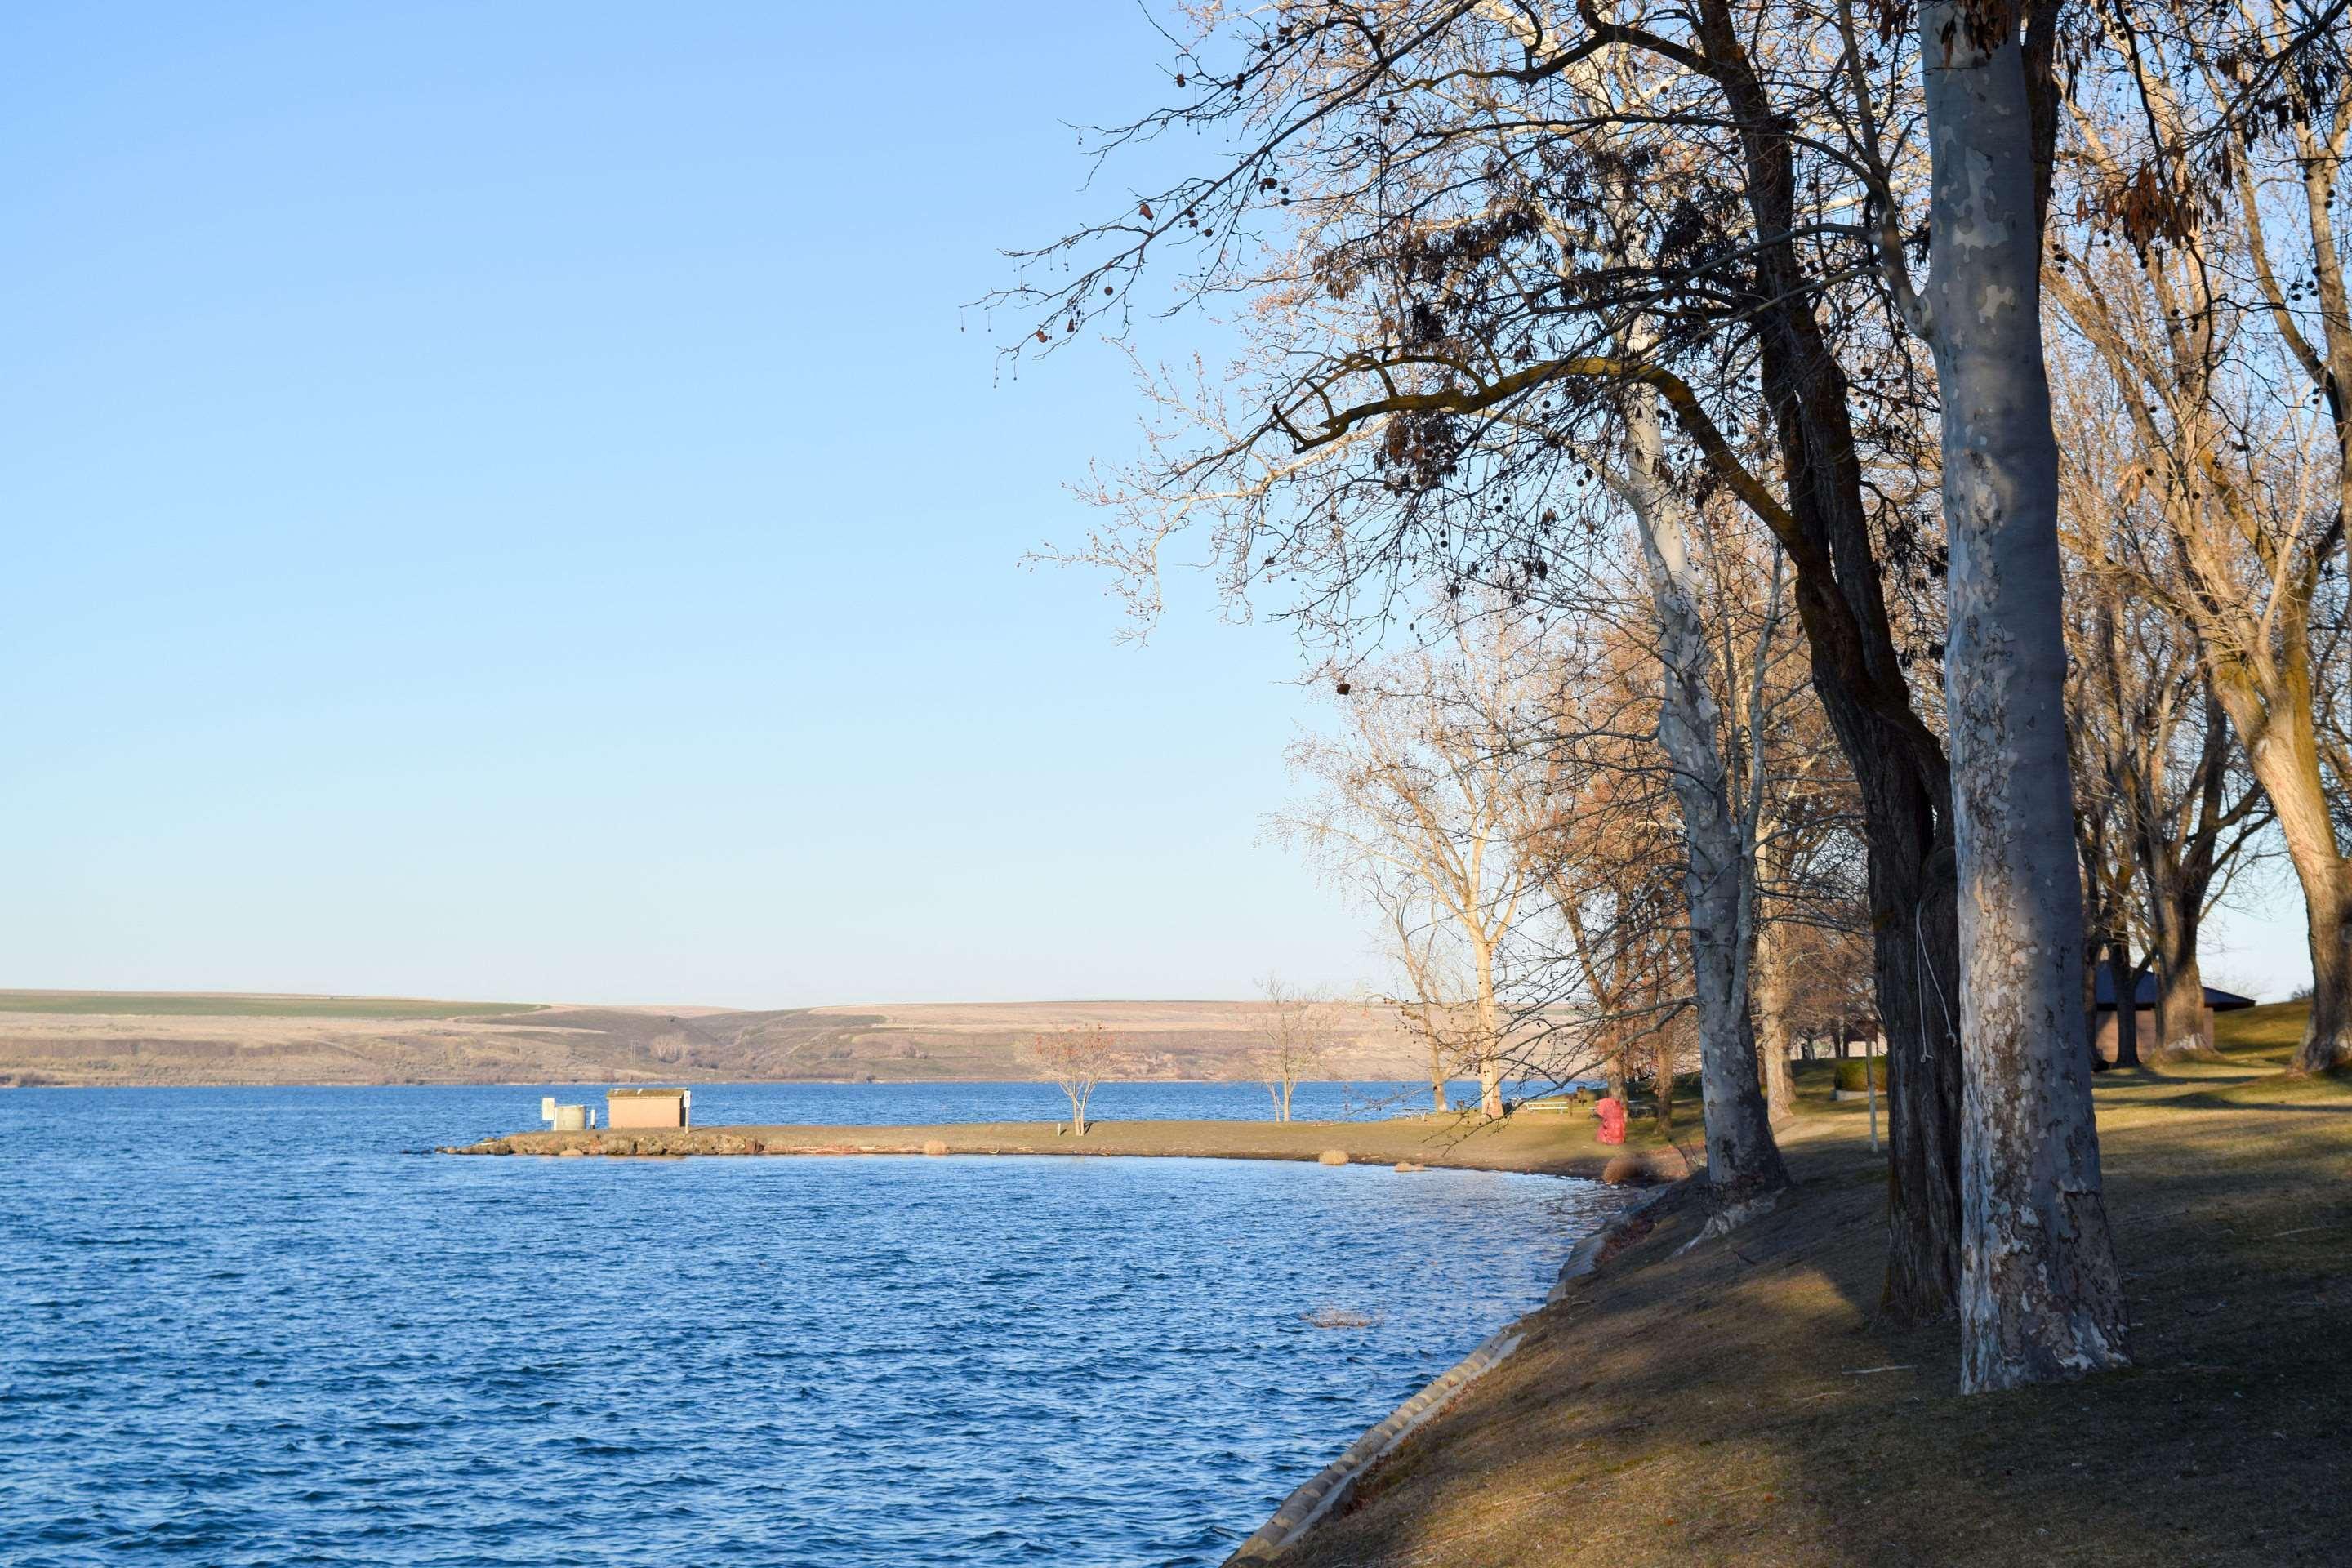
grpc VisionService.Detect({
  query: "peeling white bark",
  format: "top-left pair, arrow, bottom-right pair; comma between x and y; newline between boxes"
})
1914,3 -> 2128,1391
1621,382 -> 1788,1192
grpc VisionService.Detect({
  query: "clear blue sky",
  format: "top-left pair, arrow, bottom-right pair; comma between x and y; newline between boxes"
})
0,2 -> 1377,1007
0,4 -> 2307,1005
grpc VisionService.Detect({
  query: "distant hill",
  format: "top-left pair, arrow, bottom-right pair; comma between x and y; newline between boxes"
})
0,991 -> 1425,1088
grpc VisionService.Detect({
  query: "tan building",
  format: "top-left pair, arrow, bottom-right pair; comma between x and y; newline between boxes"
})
607,1087 -> 692,1129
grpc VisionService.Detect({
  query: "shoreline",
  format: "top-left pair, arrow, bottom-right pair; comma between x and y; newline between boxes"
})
1225,1183 -> 1667,1565
439,1111 -> 1642,1182
446,1107 -> 1655,1561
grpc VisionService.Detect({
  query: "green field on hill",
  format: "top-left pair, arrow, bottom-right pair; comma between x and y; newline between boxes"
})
0,991 -> 543,1020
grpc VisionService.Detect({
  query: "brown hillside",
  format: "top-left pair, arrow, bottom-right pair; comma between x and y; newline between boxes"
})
0,992 -> 1424,1087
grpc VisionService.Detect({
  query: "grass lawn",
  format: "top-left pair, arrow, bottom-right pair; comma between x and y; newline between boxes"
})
0,989 -> 544,1020
1270,1003 -> 2352,1567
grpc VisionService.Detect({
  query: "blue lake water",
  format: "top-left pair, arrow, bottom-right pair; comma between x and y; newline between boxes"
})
1,1084 -> 1612,1566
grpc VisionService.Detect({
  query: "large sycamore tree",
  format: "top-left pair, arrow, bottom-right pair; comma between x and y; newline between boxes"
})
1886,0 -> 2128,1387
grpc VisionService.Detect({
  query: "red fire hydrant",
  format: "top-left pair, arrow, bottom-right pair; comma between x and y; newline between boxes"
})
1594,1094 -> 1628,1145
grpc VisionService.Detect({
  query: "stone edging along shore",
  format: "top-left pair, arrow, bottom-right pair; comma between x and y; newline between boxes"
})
1223,1321 -> 1527,1563
1219,1182 -> 1675,1566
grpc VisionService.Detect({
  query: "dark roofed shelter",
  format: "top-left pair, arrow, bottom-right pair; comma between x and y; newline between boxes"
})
2091,966 -> 2256,1064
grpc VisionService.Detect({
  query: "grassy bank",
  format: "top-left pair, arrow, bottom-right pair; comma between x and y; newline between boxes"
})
451,1102 -> 1642,1178
1269,1003 -> 2351,1567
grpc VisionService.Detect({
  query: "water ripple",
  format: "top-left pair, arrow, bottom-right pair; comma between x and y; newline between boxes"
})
0,1083 -> 1610,1566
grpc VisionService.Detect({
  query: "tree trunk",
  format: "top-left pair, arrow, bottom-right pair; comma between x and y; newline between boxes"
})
1473,943 -> 1506,1119
2143,853 -> 2212,1058
2107,948 -> 2154,1071
1477,1054 -> 1503,1120
2097,819 -> 2144,1071
2153,951 -> 2206,1057
2109,957 -> 2143,1071
2131,680 -> 2236,1061
2301,872 -> 2352,1074
2107,1001 -> 2145,1071
2080,936 -> 2101,1062
1652,1039 -> 1675,1133
1623,381 -> 1789,1190
1753,915 -> 1799,1126
2078,825 -> 2108,1059
1918,3 -> 2128,1392
2212,669 -> 2352,1073
1867,835 -> 1965,1325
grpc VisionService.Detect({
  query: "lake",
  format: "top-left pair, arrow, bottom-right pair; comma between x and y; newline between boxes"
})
1,1084 -> 1613,1566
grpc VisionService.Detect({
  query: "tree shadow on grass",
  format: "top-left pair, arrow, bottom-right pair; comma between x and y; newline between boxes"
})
2167,1069 -> 2352,1116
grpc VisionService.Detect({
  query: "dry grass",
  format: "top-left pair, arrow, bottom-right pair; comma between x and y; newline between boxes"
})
1270,1006 -> 2352,1568
465,1105 -> 1632,1176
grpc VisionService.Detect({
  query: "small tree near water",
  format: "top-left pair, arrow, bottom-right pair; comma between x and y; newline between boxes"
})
1032,1022 -> 1116,1137
1252,975 -> 1341,1123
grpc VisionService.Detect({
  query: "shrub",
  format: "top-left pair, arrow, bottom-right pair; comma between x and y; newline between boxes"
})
1834,1058 -> 1887,1092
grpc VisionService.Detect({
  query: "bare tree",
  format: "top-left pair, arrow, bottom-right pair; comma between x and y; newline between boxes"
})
1031,1022 -> 1116,1138
1749,688 -> 1872,1122
2050,8 -> 2350,1071
1253,975 -> 1343,1120
1490,543 -> 1807,1163
1609,316 -> 1790,1188
1761,915 -> 1879,1060
1272,626 -> 1549,1118
1379,897 -> 1472,1111
2056,385 -> 2274,1063
1513,650 -> 1689,1111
